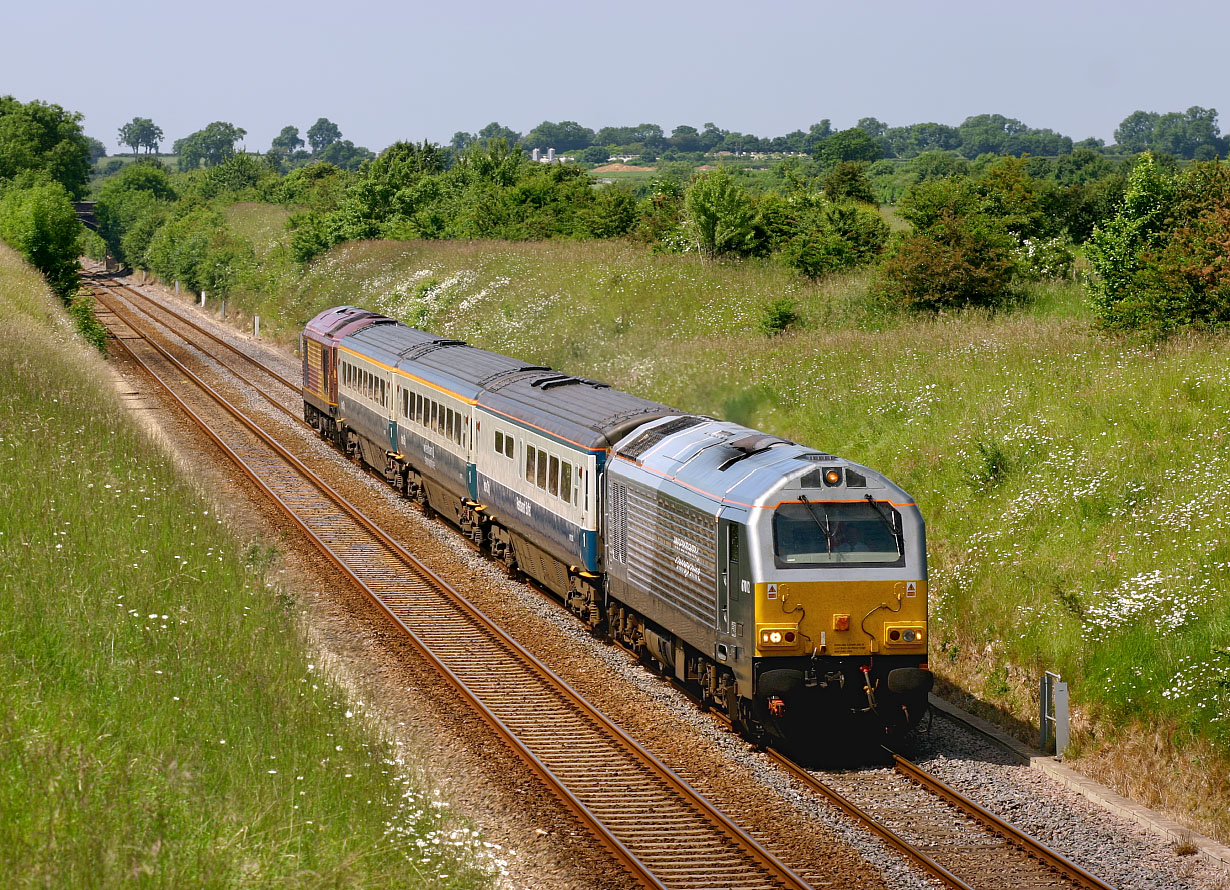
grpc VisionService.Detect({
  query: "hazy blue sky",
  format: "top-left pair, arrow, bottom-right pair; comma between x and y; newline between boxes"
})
6,0 -> 1226,154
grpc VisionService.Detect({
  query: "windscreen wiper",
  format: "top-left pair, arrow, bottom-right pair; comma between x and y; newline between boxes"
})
864,494 -> 901,551
798,494 -> 834,554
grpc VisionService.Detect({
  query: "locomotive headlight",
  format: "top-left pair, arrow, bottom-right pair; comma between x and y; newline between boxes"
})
759,626 -> 800,648
823,467 -> 842,486
884,624 -> 925,647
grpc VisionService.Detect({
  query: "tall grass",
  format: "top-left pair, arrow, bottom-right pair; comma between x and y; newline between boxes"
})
0,243 -> 497,888
258,233 -> 1230,755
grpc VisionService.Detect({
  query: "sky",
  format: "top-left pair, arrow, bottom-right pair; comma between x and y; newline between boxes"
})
5,0 -> 1227,154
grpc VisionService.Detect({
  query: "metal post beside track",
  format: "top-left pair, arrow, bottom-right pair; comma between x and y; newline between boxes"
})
1040,671 -> 1069,756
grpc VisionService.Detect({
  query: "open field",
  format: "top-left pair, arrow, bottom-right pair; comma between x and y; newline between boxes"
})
0,243 -> 495,888
209,222 -> 1230,842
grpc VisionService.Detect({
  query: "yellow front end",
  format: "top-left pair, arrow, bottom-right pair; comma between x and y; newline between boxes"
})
753,579 -> 928,659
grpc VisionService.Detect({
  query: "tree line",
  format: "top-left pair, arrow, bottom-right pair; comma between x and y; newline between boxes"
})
453,108 -> 1226,162
106,105 -> 1227,179
5,91 -> 1229,344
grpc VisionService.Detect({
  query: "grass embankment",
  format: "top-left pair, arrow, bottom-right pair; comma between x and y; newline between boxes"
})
214,223 -> 1229,842
0,242 -> 496,888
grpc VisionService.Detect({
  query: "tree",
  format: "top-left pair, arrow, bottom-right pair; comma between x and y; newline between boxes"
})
669,125 -> 701,153
0,179 -> 82,298
875,210 -> 1017,311
1114,111 -> 1158,154
476,122 -> 521,147
174,122 -> 247,170
95,160 -> 176,265
0,95 -> 92,198
271,125 -> 304,155
307,118 -> 342,154
1084,154 -> 1230,334
684,168 -> 759,257
699,122 -> 728,152
524,120 -> 595,152
885,122 -> 960,158
317,140 -> 375,171
84,137 -> 107,162
779,195 -> 889,279
118,117 -> 163,154
876,175 -> 1019,311
814,128 -> 882,165
821,161 -> 876,203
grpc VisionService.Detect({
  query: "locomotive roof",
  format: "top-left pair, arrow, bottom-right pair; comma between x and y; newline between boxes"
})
609,416 -> 914,510
304,306 -> 397,344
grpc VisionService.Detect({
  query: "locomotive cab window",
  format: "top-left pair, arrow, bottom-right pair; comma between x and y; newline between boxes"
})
773,500 -> 904,566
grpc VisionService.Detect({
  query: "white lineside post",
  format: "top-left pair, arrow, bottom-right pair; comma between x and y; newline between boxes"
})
200,291 -> 206,308
254,315 -> 260,338
220,299 -> 226,318
175,280 -> 179,295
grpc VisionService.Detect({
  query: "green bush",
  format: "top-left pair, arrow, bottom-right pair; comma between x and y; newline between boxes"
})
145,203 -> 254,297
779,197 -> 889,279
874,210 -> 1018,311
0,180 -> 81,298
1086,155 -> 1230,335
759,297 -> 802,336
67,290 -> 106,352
684,168 -> 759,258
95,162 -> 176,266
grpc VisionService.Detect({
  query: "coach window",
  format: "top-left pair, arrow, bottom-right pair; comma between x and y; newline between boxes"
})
536,448 -> 548,489
561,461 -> 572,504
495,430 -> 504,455
548,455 -> 560,497
525,446 -> 536,483
504,433 -> 514,459
436,403 -> 445,435
415,393 -> 423,424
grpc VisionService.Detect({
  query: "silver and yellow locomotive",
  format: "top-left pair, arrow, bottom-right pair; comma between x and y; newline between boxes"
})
605,416 -> 931,746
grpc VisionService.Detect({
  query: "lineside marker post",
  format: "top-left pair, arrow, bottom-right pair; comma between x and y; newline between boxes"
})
254,315 -> 260,338
1040,671 -> 1070,756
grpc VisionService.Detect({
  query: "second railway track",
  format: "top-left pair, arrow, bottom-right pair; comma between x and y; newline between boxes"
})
89,276 -> 814,890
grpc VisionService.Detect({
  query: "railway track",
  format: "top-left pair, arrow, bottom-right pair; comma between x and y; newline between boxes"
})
87,271 -> 1121,890
769,748 -> 1116,890
87,275 -> 813,890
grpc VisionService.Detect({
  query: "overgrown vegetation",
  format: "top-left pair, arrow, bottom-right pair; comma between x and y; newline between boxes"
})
215,233 -> 1230,845
0,242 -> 499,889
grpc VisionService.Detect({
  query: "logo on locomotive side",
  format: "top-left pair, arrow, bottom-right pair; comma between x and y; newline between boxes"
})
515,497 -> 533,518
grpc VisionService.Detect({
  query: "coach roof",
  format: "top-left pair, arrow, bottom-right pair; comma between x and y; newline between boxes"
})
479,369 -> 682,452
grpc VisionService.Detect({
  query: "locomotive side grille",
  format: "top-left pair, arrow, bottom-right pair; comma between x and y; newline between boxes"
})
620,482 -> 718,627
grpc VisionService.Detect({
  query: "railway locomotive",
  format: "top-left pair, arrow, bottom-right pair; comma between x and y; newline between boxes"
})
302,306 -> 932,749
